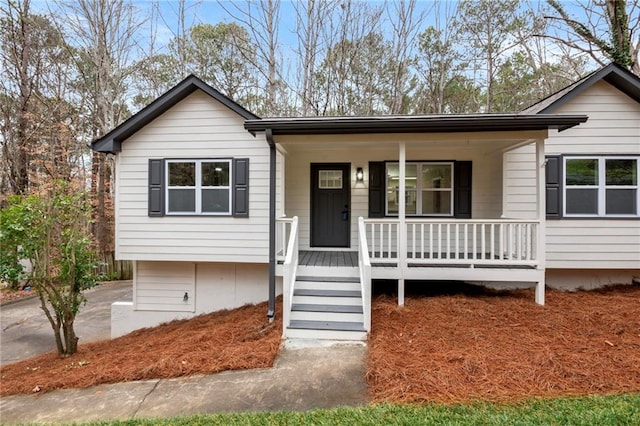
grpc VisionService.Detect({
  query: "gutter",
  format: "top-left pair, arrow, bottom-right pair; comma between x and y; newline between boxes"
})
266,128 -> 276,322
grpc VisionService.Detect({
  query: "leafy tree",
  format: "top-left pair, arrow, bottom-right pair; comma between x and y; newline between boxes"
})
0,184 -> 101,356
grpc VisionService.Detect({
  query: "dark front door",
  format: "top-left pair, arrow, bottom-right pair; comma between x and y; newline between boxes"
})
311,163 -> 351,247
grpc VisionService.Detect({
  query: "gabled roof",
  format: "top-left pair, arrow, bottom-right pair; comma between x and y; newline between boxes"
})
523,63 -> 640,114
244,114 -> 587,135
92,75 -> 259,154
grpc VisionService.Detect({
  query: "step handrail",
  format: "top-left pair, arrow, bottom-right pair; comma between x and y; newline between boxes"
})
282,216 -> 299,331
358,217 -> 372,332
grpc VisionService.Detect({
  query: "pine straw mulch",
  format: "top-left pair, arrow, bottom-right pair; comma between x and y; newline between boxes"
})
0,300 -> 282,396
367,285 -> 640,404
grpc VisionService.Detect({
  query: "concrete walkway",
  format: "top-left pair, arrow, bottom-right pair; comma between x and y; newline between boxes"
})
1,281 -> 133,365
0,344 -> 368,424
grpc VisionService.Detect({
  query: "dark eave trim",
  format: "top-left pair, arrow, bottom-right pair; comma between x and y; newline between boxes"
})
531,63 -> 640,114
91,75 -> 259,154
244,114 -> 588,136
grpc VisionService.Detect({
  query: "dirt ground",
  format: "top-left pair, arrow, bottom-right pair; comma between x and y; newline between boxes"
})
0,287 -> 35,304
2,286 -> 639,403
0,300 -> 282,396
366,284 -> 640,404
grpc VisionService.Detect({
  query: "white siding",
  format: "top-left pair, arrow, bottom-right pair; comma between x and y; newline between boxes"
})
503,80 -> 640,269
281,136 -> 504,250
111,260 -> 276,336
134,260 -> 269,312
115,91 -> 270,263
135,261 -> 195,312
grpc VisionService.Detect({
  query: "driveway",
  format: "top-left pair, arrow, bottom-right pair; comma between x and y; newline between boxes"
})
0,281 -> 132,366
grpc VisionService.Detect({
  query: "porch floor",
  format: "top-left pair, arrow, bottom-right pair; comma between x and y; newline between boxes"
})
297,250 -> 535,269
299,250 -> 358,267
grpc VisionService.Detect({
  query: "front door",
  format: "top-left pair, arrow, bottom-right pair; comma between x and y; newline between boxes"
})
310,163 -> 351,247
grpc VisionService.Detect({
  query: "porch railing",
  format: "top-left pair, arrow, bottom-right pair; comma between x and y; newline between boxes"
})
276,216 -> 296,264
363,218 -> 539,268
357,217 -> 372,332
282,216 -> 299,330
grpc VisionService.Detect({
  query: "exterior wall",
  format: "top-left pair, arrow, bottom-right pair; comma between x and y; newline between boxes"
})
281,135 -> 504,250
504,80 -> 640,270
115,90 -> 270,263
111,260 -> 281,337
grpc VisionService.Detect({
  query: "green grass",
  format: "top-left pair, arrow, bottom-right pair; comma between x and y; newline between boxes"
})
78,394 -> 640,426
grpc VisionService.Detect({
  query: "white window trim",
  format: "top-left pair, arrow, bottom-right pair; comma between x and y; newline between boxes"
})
385,161 -> 454,217
563,156 -> 639,218
166,159 -> 232,215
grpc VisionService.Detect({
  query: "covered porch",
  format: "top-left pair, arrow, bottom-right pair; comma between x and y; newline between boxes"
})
244,114 -> 587,339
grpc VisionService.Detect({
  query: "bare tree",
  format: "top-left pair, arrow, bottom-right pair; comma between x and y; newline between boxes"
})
56,0 -> 144,276
217,0 -> 285,116
545,0 -> 639,75
386,0 -> 427,114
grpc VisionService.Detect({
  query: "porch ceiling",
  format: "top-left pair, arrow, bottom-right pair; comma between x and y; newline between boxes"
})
245,113 -> 587,136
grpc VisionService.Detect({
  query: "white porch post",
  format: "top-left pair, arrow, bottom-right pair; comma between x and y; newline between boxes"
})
535,137 -> 546,305
398,142 -> 406,306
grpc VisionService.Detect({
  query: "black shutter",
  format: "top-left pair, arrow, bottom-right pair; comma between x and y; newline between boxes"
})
545,155 -> 562,218
233,158 -> 249,217
454,161 -> 472,218
368,162 -> 385,218
148,159 -> 164,217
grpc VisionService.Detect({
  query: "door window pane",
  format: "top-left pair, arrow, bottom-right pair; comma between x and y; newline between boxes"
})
202,162 -> 230,186
566,159 -> 597,185
319,170 -> 343,189
566,188 -> 598,214
606,159 -> 637,185
169,162 -> 195,186
606,189 -> 637,215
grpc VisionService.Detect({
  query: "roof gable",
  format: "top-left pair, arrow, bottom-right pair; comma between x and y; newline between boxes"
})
92,75 -> 259,154
523,63 -> 640,114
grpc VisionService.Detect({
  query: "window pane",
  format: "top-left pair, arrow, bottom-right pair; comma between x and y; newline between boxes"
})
422,165 -> 452,189
406,189 -> 417,214
422,191 -> 452,215
168,189 -> 195,212
202,162 -> 230,186
606,189 -> 637,215
606,159 -> 637,186
169,162 -> 195,186
202,189 -> 230,213
318,170 -> 342,189
566,159 -> 598,185
566,188 -> 598,214
405,164 -> 417,190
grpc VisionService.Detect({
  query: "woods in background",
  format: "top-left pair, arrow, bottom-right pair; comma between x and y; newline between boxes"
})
1,0 -> 638,278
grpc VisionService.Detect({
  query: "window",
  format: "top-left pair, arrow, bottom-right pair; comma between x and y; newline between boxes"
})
166,159 -> 231,215
318,170 -> 343,189
564,156 -> 638,217
386,162 -> 453,216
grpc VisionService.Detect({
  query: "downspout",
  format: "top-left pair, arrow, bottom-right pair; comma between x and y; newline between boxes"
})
266,128 -> 276,322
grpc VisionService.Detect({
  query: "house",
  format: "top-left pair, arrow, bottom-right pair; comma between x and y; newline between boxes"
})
92,63 -> 639,340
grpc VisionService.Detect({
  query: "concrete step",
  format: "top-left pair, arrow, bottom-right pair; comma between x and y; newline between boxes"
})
295,280 -> 361,292
285,327 -> 367,341
290,310 -> 364,323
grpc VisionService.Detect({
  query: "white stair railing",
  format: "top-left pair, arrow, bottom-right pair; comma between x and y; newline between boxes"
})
276,217 -> 295,263
358,217 -> 372,332
282,216 -> 299,332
